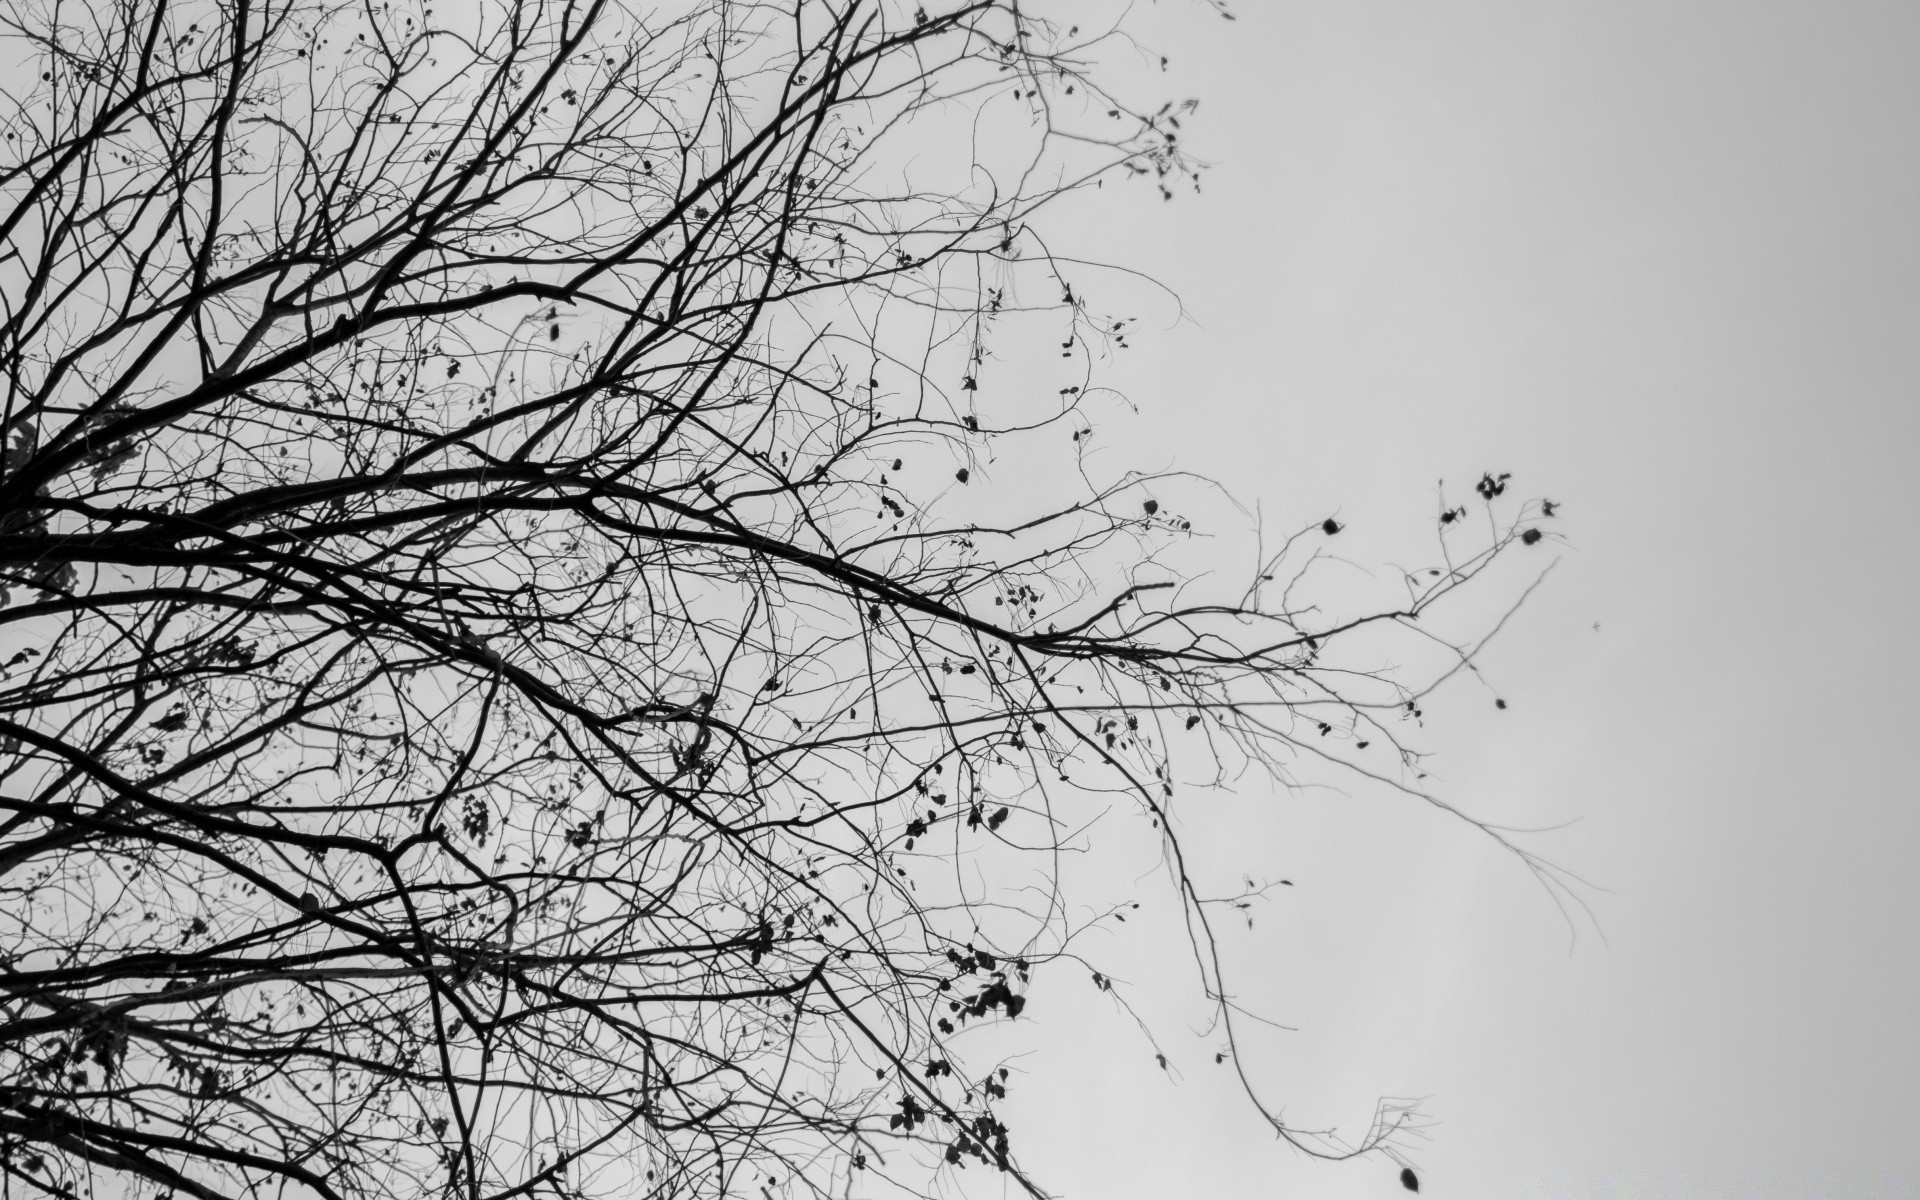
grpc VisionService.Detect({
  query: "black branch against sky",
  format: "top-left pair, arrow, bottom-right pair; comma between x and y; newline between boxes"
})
0,2 -> 1562,1199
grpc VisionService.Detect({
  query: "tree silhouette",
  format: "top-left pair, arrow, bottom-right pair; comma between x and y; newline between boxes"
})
0,2 -> 1557,1199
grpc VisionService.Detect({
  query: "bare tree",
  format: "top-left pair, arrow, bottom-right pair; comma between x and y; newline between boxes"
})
0,2 -> 1559,1199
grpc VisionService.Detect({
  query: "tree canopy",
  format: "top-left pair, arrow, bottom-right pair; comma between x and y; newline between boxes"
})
0,2 -> 1558,1198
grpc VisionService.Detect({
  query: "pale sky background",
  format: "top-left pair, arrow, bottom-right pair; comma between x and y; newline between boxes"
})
975,3 -> 1920,1197
5,3 -> 1911,1198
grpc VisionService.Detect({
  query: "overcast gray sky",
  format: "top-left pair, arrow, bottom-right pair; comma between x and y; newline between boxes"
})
982,3 -> 1919,1196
